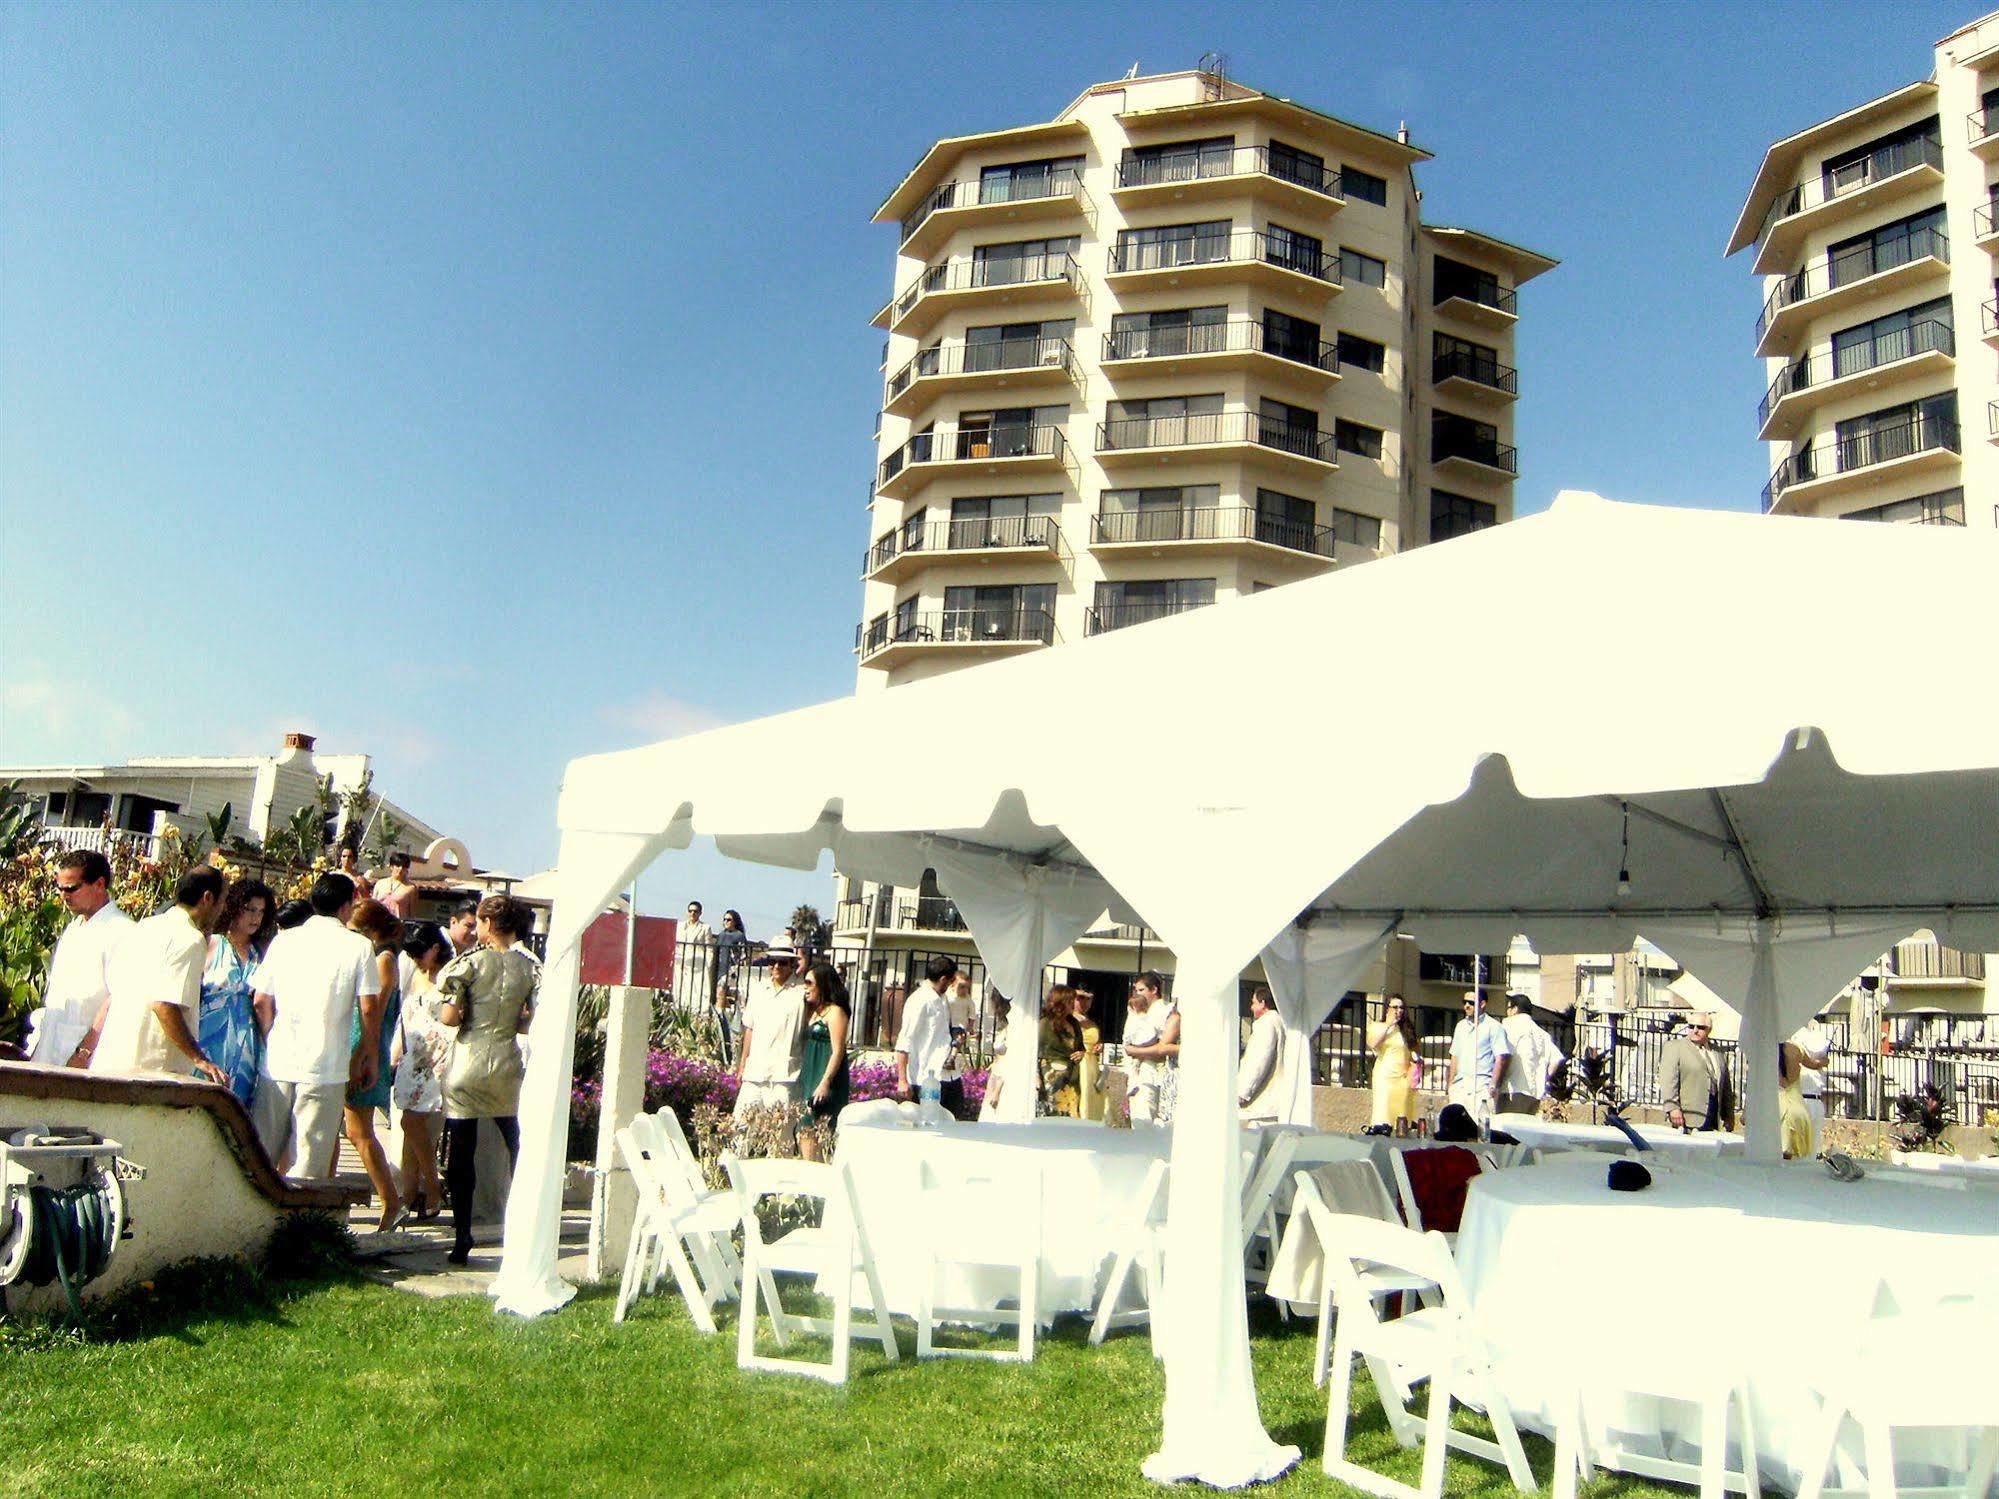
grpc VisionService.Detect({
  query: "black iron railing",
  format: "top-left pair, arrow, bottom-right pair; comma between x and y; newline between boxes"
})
877,423 -> 1067,486
899,168 -> 1088,243
1762,411 -> 1960,510
863,514 -> 1060,574
855,606 -> 1056,659
884,252 -> 1083,326
1091,504 -> 1335,557
1432,348 -> 1518,394
1979,201 -> 1999,241
1433,278 -> 1517,317
1116,143 -> 1342,198
1756,227 -> 1949,345
1431,427 -> 1519,475
1102,318 -> 1338,372
1758,317 -> 1954,427
1972,107 -> 1999,145
1086,599 -> 1215,635
1759,133 -> 1943,244
1107,228 -> 1339,284
885,335 -> 1076,402
1097,408 -> 1337,462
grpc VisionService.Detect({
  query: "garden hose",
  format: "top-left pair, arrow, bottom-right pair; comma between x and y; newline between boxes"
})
17,1174 -> 122,1319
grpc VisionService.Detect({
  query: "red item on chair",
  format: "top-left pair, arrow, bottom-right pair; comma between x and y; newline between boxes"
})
1398,1146 -> 1482,1234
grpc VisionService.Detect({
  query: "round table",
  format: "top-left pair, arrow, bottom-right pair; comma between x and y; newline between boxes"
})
1499,1115 -> 1746,1162
1455,1154 -> 1999,1490
832,1110 -> 1174,1321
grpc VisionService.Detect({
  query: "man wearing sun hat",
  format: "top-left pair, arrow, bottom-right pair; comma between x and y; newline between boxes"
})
732,939 -> 806,1119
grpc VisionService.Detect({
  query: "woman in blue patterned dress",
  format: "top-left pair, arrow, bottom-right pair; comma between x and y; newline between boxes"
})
199,878 -> 275,1109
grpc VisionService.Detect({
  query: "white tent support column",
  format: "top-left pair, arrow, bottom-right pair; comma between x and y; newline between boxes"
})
1737,922 -> 1781,1164
1261,919 -> 1400,1125
1143,950 -> 1300,1489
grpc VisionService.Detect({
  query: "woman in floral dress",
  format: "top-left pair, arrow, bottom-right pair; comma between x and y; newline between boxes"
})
391,920 -> 452,1219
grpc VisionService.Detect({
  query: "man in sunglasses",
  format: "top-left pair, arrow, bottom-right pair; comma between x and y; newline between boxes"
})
1445,989 -> 1511,1127
25,850 -> 133,1067
1657,1012 -> 1735,1132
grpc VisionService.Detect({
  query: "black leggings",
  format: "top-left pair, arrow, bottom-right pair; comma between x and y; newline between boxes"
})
444,1115 -> 520,1255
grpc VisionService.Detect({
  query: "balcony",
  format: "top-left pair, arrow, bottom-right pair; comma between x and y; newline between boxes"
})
897,169 -> 1092,261
1085,598 -> 1216,636
1754,229 -> 1949,358
1431,427 -> 1518,480
875,423 -> 1068,501
1431,348 -> 1519,404
862,514 -> 1062,584
1105,229 -> 1342,298
1111,144 -> 1345,217
1752,134 -> 1945,274
1757,317 -> 1955,440
883,335 -> 1077,418
1432,280 -> 1517,330
1095,409 -> 1338,477
1989,400 -> 1999,446
1887,939 -> 1987,984
1101,318 -> 1340,387
874,252 -> 1085,339
1080,921 -> 1158,942
1089,504 -> 1336,564
1761,411 -> 1960,513
1985,299 -> 1999,345
1971,106 -> 1999,160
855,606 -> 1056,669
1978,200 -> 1999,251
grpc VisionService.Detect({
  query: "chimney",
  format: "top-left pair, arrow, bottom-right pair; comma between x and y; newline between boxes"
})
283,731 -> 317,753
1396,121 -> 1409,145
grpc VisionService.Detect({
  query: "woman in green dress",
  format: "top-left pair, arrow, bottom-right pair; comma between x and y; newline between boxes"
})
798,961 -> 851,1124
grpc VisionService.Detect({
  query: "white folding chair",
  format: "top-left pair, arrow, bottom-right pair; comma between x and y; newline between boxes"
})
1794,1291 -> 1999,1499
1318,1210 -> 1538,1499
1291,1168 -> 1436,1390
634,1112 -> 743,1304
611,1120 -> 742,1331
913,1156 -> 1044,1362
1090,1158 -> 1169,1352
1389,1144 -> 1485,1239
1553,1353 -> 1762,1499
723,1152 -> 899,1384
1241,1133 -> 1299,1285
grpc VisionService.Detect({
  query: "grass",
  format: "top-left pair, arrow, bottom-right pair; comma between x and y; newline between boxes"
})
1,1259 -> 1673,1499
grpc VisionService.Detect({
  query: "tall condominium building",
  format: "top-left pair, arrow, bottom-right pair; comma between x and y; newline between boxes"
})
836,66 -> 1555,1019
1730,10 -> 1999,530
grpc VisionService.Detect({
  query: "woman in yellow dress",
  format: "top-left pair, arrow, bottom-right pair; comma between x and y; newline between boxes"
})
1367,994 -> 1421,1135
1777,1040 -> 1814,1159
1072,988 -> 1106,1121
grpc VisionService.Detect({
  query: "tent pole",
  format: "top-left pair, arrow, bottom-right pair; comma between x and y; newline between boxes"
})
1740,920 -> 1782,1163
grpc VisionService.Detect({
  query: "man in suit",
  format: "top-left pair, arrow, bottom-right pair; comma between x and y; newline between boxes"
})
1656,1012 -> 1735,1132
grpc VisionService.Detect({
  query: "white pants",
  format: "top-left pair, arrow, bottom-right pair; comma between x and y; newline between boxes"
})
1804,1094 -> 1825,1151
1128,1072 -> 1176,1125
257,1078 -> 346,1180
733,1079 -> 796,1119
1448,1075 -> 1494,1126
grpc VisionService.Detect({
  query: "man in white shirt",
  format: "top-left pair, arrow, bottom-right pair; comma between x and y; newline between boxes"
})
1237,985 -> 1285,1124
675,900 -> 714,1009
1123,971 -> 1180,1125
253,873 -> 380,1180
895,955 -> 960,1111
83,865 -> 228,1084
1497,994 -> 1563,1116
1446,990 -> 1512,1125
732,942 -> 806,1117
26,850 -> 132,1066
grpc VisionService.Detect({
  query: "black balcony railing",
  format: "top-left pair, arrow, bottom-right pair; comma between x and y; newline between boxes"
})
1102,318 -> 1338,372
1756,227 -> 1950,345
1759,133 -> 1944,244
1432,347 -> 1519,395
1758,317 -> 1954,427
1086,598 -> 1216,635
1761,410 -> 1961,510
885,251 -> 1083,325
1091,504 -> 1335,558
899,167 -> 1088,243
1431,427 -> 1519,475
885,336 -> 1075,402
877,423 -> 1066,487
863,514 -> 1060,573
1096,408 -> 1337,462
855,606 -> 1056,659
1107,228 -> 1339,284
1116,143 -> 1343,198
1980,202 -> 1999,241
1433,279 -> 1517,317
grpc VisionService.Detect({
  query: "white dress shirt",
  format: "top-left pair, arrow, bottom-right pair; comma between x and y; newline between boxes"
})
257,915 -> 381,1085
739,974 -> 806,1086
28,900 -> 132,1064
896,983 -> 953,1088
90,906 -> 206,1076
1501,1012 -> 1561,1096
1238,1008 -> 1284,1119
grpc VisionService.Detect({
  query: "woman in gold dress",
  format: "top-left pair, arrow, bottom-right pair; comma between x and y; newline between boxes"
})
1072,987 -> 1106,1121
1367,994 -> 1421,1135
1037,985 -> 1085,1116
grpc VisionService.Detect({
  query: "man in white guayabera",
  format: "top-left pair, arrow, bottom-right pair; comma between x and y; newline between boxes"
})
1237,985 -> 1284,1124
1123,971 -> 1180,1125
732,941 -> 806,1118
26,849 -> 132,1067
895,954 -> 960,1112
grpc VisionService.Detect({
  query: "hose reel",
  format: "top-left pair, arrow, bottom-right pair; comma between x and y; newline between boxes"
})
0,1128 -> 145,1316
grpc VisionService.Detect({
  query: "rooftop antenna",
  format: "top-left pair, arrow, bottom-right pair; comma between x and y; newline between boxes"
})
1197,51 -> 1229,100
1123,61 -> 1140,80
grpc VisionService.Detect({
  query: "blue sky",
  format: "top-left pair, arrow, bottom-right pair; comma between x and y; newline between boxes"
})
0,0 -> 1972,935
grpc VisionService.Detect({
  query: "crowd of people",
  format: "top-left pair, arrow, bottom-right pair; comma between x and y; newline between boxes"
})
25,848 -> 540,1262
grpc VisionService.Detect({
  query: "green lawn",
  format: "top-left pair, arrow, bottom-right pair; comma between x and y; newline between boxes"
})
2,1265 -> 1669,1498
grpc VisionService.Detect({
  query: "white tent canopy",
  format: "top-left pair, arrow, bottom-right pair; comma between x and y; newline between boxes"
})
496,494 -> 1999,1489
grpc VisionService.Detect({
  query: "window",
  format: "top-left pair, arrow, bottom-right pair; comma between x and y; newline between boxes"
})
963,318 -> 1074,372
1433,410 -> 1503,464
1434,331 -> 1502,378
1327,506 -> 1384,549
1267,139 -> 1331,193
1114,220 -> 1231,272
1108,305 -> 1227,358
947,493 -> 1060,548
1258,397 -> 1321,457
864,611 -> 890,653
1261,308 -> 1322,363
978,155 -> 1084,205
1105,393 -> 1225,448
893,595 -> 918,639
972,235 -> 1081,286
1263,222 -> 1324,277
1833,392 -> 1957,470
1825,205 -> 1945,290
1431,490 -> 1496,541
1098,484 -> 1220,544
942,583 -> 1055,641
1829,297 -> 1950,378
1336,332 -> 1386,373
1839,487 -> 1965,525
1093,578 -> 1216,632
1120,136 -> 1234,187
1434,254 -> 1504,309
956,404 -> 1066,459
1254,488 -> 1317,550
1819,118 -> 1938,196
1340,164 -> 1389,205
1339,247 -> 1387,288
1334,418 -> 1384,460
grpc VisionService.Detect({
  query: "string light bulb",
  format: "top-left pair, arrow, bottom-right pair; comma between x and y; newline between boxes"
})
1616,800 -> 1632,897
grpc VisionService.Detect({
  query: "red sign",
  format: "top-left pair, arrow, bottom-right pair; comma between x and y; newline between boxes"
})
579,913 -> 678,987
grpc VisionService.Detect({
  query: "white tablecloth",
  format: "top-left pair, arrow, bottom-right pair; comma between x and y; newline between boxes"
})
1499,1115 -> 1746,1162
1455,1154 -> 1999,1490
831,1112 -> 1176,1322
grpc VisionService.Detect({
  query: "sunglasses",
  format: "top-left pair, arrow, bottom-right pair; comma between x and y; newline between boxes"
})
57,882 -> 85,894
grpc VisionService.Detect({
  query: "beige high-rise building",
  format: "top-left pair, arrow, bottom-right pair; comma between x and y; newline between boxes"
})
1730,11 -> 1999,530
835,66 -> 1555,1024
